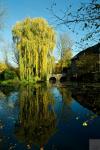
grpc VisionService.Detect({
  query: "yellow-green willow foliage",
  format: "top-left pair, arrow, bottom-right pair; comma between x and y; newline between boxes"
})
12,17 -> 56,81
0,63 -> 7,73
47,55 -> 55,74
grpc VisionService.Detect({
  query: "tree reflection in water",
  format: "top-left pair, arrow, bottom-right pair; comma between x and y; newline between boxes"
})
15,85 -> 56,149
59,87 -> 72,105
0,83 -> 100,150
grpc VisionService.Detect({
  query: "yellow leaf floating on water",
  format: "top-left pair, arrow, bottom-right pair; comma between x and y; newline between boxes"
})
82,122 -> 88,127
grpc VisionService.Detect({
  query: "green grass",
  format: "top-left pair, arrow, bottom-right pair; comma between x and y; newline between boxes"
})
0,77 -> 46,87
0,79 -> 35,86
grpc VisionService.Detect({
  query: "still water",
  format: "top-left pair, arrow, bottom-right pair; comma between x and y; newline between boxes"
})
0,83 -> 100,150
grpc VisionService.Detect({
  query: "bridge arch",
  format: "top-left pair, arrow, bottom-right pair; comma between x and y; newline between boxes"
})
60,76 -> 67,82
49,77 -> 56,83
48,74 -> 67,83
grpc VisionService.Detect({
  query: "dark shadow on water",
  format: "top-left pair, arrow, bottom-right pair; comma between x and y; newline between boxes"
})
70,83 -> 100,115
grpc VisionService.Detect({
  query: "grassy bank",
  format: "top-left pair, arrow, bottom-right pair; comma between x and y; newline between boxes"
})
0,79 -> 37,86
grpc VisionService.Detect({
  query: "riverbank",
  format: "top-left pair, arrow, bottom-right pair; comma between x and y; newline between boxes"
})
0,79 -> 100,87
0,79 -> 48,89
0,79 -> 36,86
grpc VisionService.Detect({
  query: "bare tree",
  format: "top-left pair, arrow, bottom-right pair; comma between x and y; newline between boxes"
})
49,0 -> 100,49
1,42 -> 20,79
57,33 -> 73,58
11,43 -> 19,65
0,3 -> 5,30
57,33 -> 72,69
0,3 -> 6,44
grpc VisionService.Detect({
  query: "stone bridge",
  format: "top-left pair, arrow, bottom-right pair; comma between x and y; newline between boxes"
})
47,73 -> 67,82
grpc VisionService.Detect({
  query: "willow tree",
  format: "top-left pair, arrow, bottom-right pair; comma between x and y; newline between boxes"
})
12,18 -> 56,81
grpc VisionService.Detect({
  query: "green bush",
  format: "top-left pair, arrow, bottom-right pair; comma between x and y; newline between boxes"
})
4,69 -> 18,80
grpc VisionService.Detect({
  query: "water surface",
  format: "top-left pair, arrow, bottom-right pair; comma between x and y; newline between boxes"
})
0,83 -> 100,150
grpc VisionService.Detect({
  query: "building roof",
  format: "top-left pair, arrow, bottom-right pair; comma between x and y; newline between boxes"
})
72,43 -> 100,61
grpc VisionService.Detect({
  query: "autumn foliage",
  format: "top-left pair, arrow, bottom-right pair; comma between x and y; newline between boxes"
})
12,17 -> 56,81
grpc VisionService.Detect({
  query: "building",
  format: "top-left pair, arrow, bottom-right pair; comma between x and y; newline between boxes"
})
69,43 -> 100,82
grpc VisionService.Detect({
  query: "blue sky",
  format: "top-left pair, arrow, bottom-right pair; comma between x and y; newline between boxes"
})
1,0 -> 64,62
0,0 -> 98,63
1,0 -> 68,39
